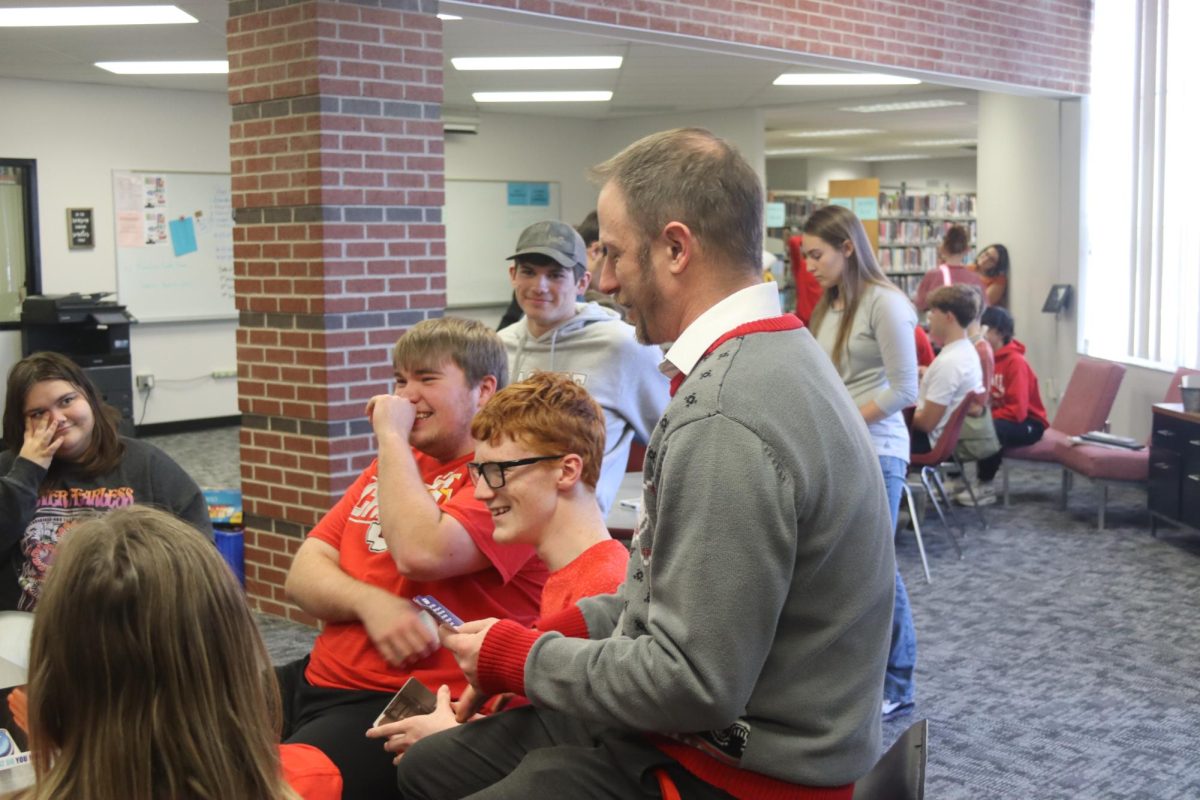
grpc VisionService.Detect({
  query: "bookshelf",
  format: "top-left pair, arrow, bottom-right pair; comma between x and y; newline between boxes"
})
877,189 -> 977,273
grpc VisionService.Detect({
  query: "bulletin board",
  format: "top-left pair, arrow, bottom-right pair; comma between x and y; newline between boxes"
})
445,179 -> 561,307
111,170 -> 236,322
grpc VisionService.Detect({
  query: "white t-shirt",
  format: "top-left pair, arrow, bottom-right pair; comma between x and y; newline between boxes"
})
917,337 -> 983,448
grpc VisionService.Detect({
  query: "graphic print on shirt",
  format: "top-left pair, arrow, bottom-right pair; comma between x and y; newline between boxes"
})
355,468 -> 467,553
991,372 -> 1005,402
514,369 -> 588,387
18,486 -> 137,610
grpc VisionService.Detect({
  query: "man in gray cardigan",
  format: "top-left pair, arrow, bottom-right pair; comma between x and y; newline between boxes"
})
397,129 -> 895,798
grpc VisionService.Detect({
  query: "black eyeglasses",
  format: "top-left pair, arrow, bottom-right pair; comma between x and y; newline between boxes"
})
467,455 -> 565,489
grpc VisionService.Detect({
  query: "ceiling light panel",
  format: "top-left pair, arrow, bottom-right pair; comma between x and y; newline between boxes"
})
904,138 -> 978,147
765,147 -> 837,157
473,91 -> 613,103
453,56 -> 622,71
841,99 -> 967,113
784,128 -> 882,138
97,61 -> 228,74
437,13 -> 463,20
856,154 -> 933,161
0,5 -> 196,26
774,73 -> 920,86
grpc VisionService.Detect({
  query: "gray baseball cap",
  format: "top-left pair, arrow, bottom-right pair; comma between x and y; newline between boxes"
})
507,220 -> 587,271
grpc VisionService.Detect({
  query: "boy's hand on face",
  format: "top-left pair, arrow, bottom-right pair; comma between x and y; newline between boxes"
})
367,394 -> 418,441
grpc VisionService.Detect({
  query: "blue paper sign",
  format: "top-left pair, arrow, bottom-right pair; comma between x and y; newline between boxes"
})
507,182 -> 550,207
854,196 -> 879,221
829,197 -> 852,209
507,182 -> 530,206
168,216 -> 197,257
765,202 -> 786,228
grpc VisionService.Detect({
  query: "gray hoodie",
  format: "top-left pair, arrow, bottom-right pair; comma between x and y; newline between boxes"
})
498,303 -> 669,514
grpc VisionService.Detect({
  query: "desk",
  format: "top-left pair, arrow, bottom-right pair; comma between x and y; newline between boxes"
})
605,471 -> 643,540
1149,403 -> 1200,534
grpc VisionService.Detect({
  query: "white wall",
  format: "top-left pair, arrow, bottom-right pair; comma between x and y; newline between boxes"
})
805,159 -> 871,195
0,77 -> 238,425
871,156 -> 977,193
765,157 -> 808,192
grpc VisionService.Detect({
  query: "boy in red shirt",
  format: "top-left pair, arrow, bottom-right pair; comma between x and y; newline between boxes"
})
957,306 -> 1049,506
368,371 -> 629,760
275,317 -> 548,800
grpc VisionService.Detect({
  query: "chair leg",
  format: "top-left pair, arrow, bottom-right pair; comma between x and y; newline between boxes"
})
930,468 -> 966,538
921,467 -> 963,559
1097,482 -> 1108,531
1002,462 -> 1011,507
953,455 -> 987,529
900,482 -> 932,584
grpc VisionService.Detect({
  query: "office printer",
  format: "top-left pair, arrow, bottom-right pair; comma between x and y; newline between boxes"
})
21,292 -> 135,327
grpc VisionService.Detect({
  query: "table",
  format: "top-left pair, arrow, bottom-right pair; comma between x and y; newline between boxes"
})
605,471 -> 643,540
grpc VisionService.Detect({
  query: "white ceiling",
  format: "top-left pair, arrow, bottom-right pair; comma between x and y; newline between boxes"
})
0,0 -> 980,161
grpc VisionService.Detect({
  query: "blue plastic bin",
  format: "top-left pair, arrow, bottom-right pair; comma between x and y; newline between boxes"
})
214,528 -> 245,587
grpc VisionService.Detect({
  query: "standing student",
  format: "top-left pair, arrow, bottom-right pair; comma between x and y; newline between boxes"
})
911,285 -> 985,453
914,224 -> 986,314
22,505 -> 341,800
969,243 -> 1010,308
956,306 -> 1047,506
0,352 -> 210,611
398,128 -> 894,799
804,203 -> 921,722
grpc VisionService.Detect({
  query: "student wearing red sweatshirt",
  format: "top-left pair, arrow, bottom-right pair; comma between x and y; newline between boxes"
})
956,306 -> 1049,506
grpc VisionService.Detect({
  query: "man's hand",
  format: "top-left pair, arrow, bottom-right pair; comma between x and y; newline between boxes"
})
358,595 -> 439,668
440,617 -> 500,688
366,394 -> 418,441
451,683 -> 492,724
19,416 -> 62,469
365,684 -> 461,765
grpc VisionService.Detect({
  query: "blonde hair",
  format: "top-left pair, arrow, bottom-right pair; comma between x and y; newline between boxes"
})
392,317 -> 508,389
471,372 -> 607,489
26,506 -> 299,800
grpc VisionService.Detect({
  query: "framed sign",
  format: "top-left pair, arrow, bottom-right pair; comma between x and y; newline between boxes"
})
67,207 -> 94,249
1042,283 -> 1072,313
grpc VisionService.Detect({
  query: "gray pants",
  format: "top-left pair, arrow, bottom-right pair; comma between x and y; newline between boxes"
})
396,704 -> 735,799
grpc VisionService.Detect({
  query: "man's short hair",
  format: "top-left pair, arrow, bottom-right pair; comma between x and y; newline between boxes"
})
981,305 -> 1015,344
576,211 -> 599,247
392,317 -> 508,389
588,128 -> 763,275
470,372 -> 606,490
928,284 -> 981,329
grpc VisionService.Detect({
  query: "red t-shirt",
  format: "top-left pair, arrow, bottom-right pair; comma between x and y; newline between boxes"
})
279,743 -> 343,800
304,452 -> 547,694
538,539 -> 629,619
914,263 -> 987,312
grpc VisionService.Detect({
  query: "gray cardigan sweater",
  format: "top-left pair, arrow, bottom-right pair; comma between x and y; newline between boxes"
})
522,326 -> 895,787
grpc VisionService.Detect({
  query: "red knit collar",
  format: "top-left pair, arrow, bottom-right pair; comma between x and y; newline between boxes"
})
669,315 -> 803,397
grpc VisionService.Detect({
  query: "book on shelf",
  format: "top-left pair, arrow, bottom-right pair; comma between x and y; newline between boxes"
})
879,191 -> 976,218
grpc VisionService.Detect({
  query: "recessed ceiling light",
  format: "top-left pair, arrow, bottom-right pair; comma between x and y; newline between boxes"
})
764,147 -> 837,157
841,99 -> 966,113
904,138 -> 978,147
473,91 -> 612,103
784,128 -> 882,138
453,56 -> 622,71
774,73 -> 920,86
0,5 -> 196,26
436,13 -> 463,20
856,154 -> 933,161
96,61 -> 228,74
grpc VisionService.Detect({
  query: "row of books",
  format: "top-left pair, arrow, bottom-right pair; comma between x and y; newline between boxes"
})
878,192 -> 976,218
879,245 -> 976,271
879,218 -> 977,247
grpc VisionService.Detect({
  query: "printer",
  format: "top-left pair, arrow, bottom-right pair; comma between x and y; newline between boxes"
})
21,293 -> 137,434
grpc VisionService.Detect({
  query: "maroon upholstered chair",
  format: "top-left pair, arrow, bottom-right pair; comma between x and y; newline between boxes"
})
1001,357 -> 1126,505
1054,367 -> 1200,529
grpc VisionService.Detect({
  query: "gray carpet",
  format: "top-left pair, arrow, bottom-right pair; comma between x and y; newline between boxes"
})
147,426 -> 1200,798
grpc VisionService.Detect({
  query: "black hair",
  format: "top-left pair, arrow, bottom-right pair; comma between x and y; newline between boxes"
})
981,305 -> 1014,343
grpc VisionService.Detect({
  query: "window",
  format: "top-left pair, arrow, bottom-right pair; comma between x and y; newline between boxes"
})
1080,0 -> 1199,369
0,158 -> 41,325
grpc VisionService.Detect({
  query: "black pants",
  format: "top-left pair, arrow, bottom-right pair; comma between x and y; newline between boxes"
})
977,418 -> 1046,481
276,656 -> 399,800
396,704 -> 736,799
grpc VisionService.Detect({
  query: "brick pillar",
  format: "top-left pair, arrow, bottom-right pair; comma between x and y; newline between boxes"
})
226,0 -> 444,622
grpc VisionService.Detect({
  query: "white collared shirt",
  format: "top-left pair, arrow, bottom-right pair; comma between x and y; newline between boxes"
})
660,281 -> 782,381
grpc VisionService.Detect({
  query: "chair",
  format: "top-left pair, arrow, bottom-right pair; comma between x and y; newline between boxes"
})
852,719 -> 928,800
1054,367 -> 1200,530
900,391 -> 986,583
1001,357 -> 1126,505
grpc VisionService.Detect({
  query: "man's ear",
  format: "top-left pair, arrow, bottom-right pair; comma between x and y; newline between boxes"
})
575,269 -> 592,294
663,221 -> 693,275
508,263 -> 518,287
475,374 -> 498,406
557,453 -> 585,490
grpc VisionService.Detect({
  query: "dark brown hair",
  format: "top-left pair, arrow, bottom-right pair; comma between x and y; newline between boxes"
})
928,284 -> 981,328
942,224 -> 970,257
3,352 -> 124,478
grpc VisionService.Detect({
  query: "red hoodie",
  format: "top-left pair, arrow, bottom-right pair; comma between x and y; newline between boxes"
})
990,339 -> 1049,427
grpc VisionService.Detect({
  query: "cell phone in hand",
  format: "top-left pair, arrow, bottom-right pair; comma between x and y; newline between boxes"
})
373,678 -> 438,727
412,594 -> 464,630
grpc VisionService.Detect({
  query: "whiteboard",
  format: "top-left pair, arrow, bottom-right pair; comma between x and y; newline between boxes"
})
445,179 -> 561,307
112,170 -> 235,322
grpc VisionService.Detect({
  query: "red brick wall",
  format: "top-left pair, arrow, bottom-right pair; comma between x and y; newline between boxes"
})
460,0 -> 1091,94
226,0 -> 444,622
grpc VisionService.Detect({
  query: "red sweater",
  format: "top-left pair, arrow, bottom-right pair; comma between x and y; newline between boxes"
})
990,339 -> 1049,426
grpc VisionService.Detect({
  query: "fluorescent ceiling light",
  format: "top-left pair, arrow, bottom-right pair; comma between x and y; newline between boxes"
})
905,138 -> 977,147
774,72 -> 920,86
856,154 -> 933,161
841,99 -> 966,113
437,13 -> 463,20
765,147 -> 837,157
97,61 -> 228,74
785,128 -> 881,138
453,56 -> 622,71
473,91 -> 612,103
0,5 -> 196,26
